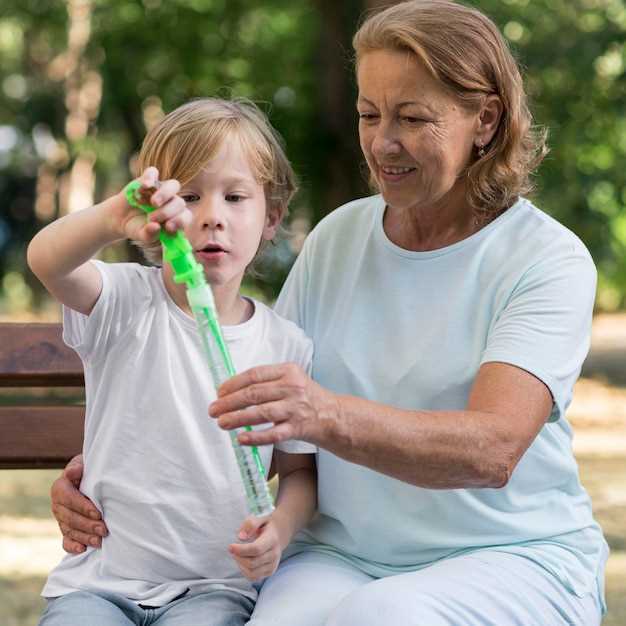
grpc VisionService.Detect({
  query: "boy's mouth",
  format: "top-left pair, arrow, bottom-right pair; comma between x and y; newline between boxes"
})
195,243 -> 228,260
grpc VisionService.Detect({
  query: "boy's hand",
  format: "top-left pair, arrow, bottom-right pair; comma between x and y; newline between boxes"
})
111,167 -> 192,242
229,515 -> 283,581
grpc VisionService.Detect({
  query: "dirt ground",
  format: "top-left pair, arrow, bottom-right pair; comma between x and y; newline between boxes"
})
1,313 -> 625,625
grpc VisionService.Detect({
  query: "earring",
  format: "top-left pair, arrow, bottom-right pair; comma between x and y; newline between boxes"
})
476,142 -> 486,158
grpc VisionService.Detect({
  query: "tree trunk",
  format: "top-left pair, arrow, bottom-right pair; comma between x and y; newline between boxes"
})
59,0 -> 102,215
310,0 -> 404,222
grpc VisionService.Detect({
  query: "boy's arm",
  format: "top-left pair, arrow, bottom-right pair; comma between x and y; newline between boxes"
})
229,451 -> 317,581
28,168 -> 187,315
27,198 -> 125,315
270,451 -> 317,550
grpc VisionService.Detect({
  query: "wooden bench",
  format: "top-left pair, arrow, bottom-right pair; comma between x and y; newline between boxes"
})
0,323 -> 84,469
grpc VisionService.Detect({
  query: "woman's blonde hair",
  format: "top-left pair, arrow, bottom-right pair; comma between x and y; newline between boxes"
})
134,97 -> 297,265
353,0 -> 548,218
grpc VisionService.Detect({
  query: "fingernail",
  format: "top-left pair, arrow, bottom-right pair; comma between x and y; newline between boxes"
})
238,531 -> 248,540
152,194 -> 162,206
89,537 -> 100,547
95,525 -> 107,536
89,511 -> 101,520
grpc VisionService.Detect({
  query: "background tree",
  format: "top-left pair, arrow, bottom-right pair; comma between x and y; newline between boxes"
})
0,0 -> 624,311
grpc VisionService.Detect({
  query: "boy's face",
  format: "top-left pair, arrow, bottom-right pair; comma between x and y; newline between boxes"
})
178,139 -> 278,291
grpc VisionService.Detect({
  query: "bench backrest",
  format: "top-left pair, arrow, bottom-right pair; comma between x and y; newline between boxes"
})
0,323 -> 84,469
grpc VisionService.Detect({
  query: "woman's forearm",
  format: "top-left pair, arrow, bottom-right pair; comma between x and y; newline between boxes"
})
212,361 -> 551,491
321,395 -> 516,489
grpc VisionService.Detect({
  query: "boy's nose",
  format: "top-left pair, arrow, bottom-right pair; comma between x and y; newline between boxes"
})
199,203 -> 224,230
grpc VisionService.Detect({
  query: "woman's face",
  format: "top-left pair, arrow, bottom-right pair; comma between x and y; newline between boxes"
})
357,48 -> 479,217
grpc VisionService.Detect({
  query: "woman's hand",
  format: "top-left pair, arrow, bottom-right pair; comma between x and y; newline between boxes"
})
229,515 -> 282,581
209,363 -> 341,447
50,454 -> 108,553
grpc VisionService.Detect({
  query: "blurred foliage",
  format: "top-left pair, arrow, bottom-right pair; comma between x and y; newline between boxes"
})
0,0 -> 625,311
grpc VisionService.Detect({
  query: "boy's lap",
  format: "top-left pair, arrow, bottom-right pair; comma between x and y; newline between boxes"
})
38,591 -> 138,626
39,589 -> 254,626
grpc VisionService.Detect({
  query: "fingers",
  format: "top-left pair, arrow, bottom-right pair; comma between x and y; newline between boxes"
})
59,522 -> 102,549
52,501 -> 108,539
237,514 -> 269,542
62,535 -> 87,554
237,422 -> 295,446
232,554 -> 279,581
139,166 -> 159,189
216,365 -> 289,397
210,364 -> 301,417
51,473 -> 102,520
63,454 -> 85,487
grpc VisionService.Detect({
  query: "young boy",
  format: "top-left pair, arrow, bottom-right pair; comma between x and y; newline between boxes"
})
28,98 -> 317,626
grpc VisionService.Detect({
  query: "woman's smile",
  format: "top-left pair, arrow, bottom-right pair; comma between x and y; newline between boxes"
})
378,164 -> 417,183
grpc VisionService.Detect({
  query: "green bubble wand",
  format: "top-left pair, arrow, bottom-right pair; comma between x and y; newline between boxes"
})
125,180 -> 274,517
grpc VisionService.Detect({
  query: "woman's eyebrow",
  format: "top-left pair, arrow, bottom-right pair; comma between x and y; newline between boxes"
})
356,95 -> 437,114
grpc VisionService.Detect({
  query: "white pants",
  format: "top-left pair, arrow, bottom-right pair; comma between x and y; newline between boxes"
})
247,550 -> 602,626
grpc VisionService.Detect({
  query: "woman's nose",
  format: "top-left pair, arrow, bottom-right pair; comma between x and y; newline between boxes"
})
372,124 -> 402,158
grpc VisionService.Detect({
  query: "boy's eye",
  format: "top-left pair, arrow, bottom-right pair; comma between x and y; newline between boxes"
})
181,193 -> 199,203
225,193 -> 245,203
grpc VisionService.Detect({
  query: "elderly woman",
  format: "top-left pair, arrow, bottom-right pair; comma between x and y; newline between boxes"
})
51,1 -> 607,624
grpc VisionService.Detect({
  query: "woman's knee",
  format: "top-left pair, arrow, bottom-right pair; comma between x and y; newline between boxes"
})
325,579 -> 448,626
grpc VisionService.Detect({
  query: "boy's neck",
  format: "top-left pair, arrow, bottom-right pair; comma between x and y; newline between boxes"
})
161,265 -> 253,326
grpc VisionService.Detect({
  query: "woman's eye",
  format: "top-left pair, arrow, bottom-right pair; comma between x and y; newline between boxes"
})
402,116 -> 426,125
358,112 -> 378,121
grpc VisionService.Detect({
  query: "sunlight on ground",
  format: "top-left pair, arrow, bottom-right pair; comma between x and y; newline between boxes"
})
0,517 -> 64,577
569,378 -> 626,455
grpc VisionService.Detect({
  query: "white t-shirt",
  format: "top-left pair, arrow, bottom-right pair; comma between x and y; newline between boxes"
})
275,195 -> 608,609
42,261 -> 314,605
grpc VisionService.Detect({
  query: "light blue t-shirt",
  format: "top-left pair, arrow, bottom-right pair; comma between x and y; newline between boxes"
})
275,195 -> 608,609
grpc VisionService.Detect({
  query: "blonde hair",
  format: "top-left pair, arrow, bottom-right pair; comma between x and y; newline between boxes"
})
353,0 -> 548,218
134,97 -> 297,265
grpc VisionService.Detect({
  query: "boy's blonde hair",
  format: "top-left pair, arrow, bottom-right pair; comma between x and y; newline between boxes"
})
134,97 -> 297,266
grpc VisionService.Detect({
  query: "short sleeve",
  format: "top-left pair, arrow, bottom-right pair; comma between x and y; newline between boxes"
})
274,236 -> 312,331
480,242 -> 597,422
63,261 -> 153,363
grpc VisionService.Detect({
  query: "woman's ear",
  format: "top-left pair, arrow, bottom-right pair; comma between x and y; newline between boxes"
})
475,95 -> 503,147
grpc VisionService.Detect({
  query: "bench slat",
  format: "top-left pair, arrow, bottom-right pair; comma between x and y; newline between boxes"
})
0,323 -> 83,387
0,405 -> 84,469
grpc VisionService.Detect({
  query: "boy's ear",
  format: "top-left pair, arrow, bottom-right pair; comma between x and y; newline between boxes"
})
262,204 -> 282,241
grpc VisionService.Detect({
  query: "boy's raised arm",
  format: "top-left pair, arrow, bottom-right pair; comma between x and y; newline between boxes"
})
27,197 -> 125,315
27,168 -> 187,315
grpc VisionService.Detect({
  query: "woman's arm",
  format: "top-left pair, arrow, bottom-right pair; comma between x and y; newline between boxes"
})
50,455 -> 108,552
210,360 -> 552,489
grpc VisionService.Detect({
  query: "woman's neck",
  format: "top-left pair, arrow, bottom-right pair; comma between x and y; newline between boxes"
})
383,186 -> 485,252
162,265 -> 253,325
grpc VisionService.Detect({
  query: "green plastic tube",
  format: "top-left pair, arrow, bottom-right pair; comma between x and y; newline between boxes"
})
125,181 -> 274,517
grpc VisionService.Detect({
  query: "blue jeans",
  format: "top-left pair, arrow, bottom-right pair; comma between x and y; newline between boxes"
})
39,589 -> 254,626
